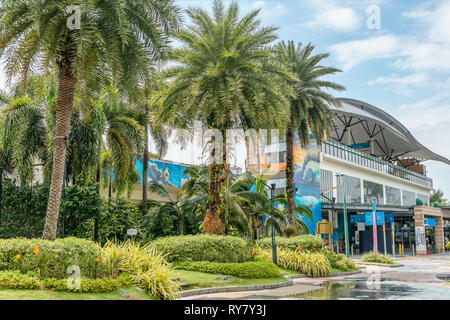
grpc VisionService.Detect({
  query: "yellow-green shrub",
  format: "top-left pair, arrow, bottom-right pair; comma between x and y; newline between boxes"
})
0,270 -> 41,289
102,241 -> 180,300
361,252 -> 394,264
258,249 -> 331,277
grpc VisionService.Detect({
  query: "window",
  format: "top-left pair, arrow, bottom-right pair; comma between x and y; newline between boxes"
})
402,190 -> 415,206
417,194 -> 429,206
337,174 -> 361,204
386,186 -> 401,205
363,180 -> 384,204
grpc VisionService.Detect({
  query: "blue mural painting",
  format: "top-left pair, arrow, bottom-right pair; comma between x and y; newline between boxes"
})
136,159 -> 191,188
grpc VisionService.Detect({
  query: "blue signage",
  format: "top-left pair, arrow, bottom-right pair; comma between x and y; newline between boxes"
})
351,142 -> 370,150
365,212 -> 385,226
350,215 -> 365,223
384,213 -> 394,223
425,217 -> 436,227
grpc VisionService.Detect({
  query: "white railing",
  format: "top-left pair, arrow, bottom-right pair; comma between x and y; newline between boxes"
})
321,140 -> 433,189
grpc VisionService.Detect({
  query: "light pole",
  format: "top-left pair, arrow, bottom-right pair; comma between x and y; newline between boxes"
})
258,179 -> 277,266
336,173 -> 349,258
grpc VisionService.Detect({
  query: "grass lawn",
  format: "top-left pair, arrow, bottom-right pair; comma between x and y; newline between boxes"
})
0,287 -> 153,300
330,267 -> 359,273
170,269 -> 289,290
278,267 -> 302,276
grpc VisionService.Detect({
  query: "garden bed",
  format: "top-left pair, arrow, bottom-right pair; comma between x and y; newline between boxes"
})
0,286 -> 153,300
353,260 -> 403,267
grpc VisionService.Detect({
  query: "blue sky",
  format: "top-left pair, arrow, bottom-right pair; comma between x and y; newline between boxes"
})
173,0 -> 450,199
0,0 -> 448,199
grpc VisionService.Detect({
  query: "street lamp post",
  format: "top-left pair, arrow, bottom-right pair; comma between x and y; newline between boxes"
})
270,183 -> 277,266
257,178 -> 278,266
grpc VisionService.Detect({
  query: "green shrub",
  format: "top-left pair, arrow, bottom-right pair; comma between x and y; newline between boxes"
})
0,270 -> 41,289
323,249 -> 357,272
259,249 -> 331,277
173,258 -> 280,279
42,277 -> 121,293
151,235 -> 252,263
361,252 -> 395,264
256,235 -> 325,252
446,241 -> 450,250
0,237 -> 105,279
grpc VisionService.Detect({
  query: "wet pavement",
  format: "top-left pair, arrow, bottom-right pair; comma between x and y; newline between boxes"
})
182,254 -> 450,300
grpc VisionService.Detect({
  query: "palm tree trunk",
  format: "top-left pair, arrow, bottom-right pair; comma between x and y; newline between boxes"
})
285,116 -> 298,236
142,123 -> 149,215
94,146 -> 101,242
202,136 -> 224,235
179,214 -> 184,236
42,57 -> 76,240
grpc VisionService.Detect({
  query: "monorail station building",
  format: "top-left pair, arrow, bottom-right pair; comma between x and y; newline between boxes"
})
247,98 -> 450,255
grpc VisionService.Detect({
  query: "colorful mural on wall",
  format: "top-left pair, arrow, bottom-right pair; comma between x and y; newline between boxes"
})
136,159 -> 191,188
260,133 -> 322,235
292,137 -> 321,235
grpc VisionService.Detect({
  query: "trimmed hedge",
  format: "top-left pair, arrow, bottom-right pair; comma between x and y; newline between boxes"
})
0,270 -> 126,293
0,237 -> 104,279
256,235 -> 325,252
173,258 -> 280,279
151,235 -> 252,263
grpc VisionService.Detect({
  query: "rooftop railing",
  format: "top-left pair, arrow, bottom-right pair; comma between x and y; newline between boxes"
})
321,140 -> 433,189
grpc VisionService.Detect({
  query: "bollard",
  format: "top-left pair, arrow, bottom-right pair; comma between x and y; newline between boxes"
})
399,243 -> 403,255
412,244 -> 415,256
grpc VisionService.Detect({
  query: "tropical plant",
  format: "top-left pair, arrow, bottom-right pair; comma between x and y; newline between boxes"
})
273,41 -> 345,235
147,182 -> 186,235
0,0 -> 181,240
157,0 -> 293,235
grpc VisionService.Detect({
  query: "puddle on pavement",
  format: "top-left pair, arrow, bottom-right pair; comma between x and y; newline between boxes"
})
287,278 -> 450,300
205,278 -> 450,300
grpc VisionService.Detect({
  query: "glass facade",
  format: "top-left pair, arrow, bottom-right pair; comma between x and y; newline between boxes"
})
402,190 -> 416,206
337,175 -> 361,204
417,193 -> 429,206
386,186 -> 401,205
320,169 -> 333,203
363,180 -> 384,204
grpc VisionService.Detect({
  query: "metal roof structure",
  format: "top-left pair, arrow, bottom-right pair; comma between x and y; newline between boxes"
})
327,98 -> 450,166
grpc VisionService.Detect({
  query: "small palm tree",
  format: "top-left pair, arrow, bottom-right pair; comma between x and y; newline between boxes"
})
148,182 -> 185,236
274,41 -> 345,235
0,0 -> 181,239
158,0 -> 293,235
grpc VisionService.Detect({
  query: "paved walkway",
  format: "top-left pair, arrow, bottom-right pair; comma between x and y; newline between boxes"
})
182,255 -> 450,300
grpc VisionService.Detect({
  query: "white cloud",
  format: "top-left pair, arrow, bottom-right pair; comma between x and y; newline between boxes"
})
251,1 -> 265,9
368,73 -> 429,86
330,34 -> 398,71
304,7 -> 361,32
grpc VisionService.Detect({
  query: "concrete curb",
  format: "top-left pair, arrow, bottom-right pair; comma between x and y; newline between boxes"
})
327,269 -> 363,277
354,262 -> 403,268
285,274 -> 307,279
179,278 -> 293,298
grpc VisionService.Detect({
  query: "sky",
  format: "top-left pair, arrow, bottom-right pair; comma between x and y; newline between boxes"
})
0,0 -> 449,198
170,0 -> 450,198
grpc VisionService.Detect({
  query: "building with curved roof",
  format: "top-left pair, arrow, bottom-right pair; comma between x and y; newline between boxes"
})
247,97 -> 450,256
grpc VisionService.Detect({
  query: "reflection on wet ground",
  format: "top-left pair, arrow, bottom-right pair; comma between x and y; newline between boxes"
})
209,278 -> 450,300
290,278 -> 450,300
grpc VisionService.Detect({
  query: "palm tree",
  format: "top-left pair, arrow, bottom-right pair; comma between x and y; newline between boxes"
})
157,0 -> 293,235
274,41 -> 345,235
0,0 -> 181,240
148,182 -> 185,236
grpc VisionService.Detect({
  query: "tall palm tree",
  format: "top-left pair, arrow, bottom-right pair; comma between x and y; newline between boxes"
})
274,41 -> 345,235
157,0 -> 293,235
0,0 -> 181,240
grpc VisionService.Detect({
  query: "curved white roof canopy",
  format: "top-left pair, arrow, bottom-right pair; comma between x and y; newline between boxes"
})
327,98 -> 450,166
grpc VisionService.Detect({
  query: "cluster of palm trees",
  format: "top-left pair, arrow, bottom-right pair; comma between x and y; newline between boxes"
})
0,0 -> 344,240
